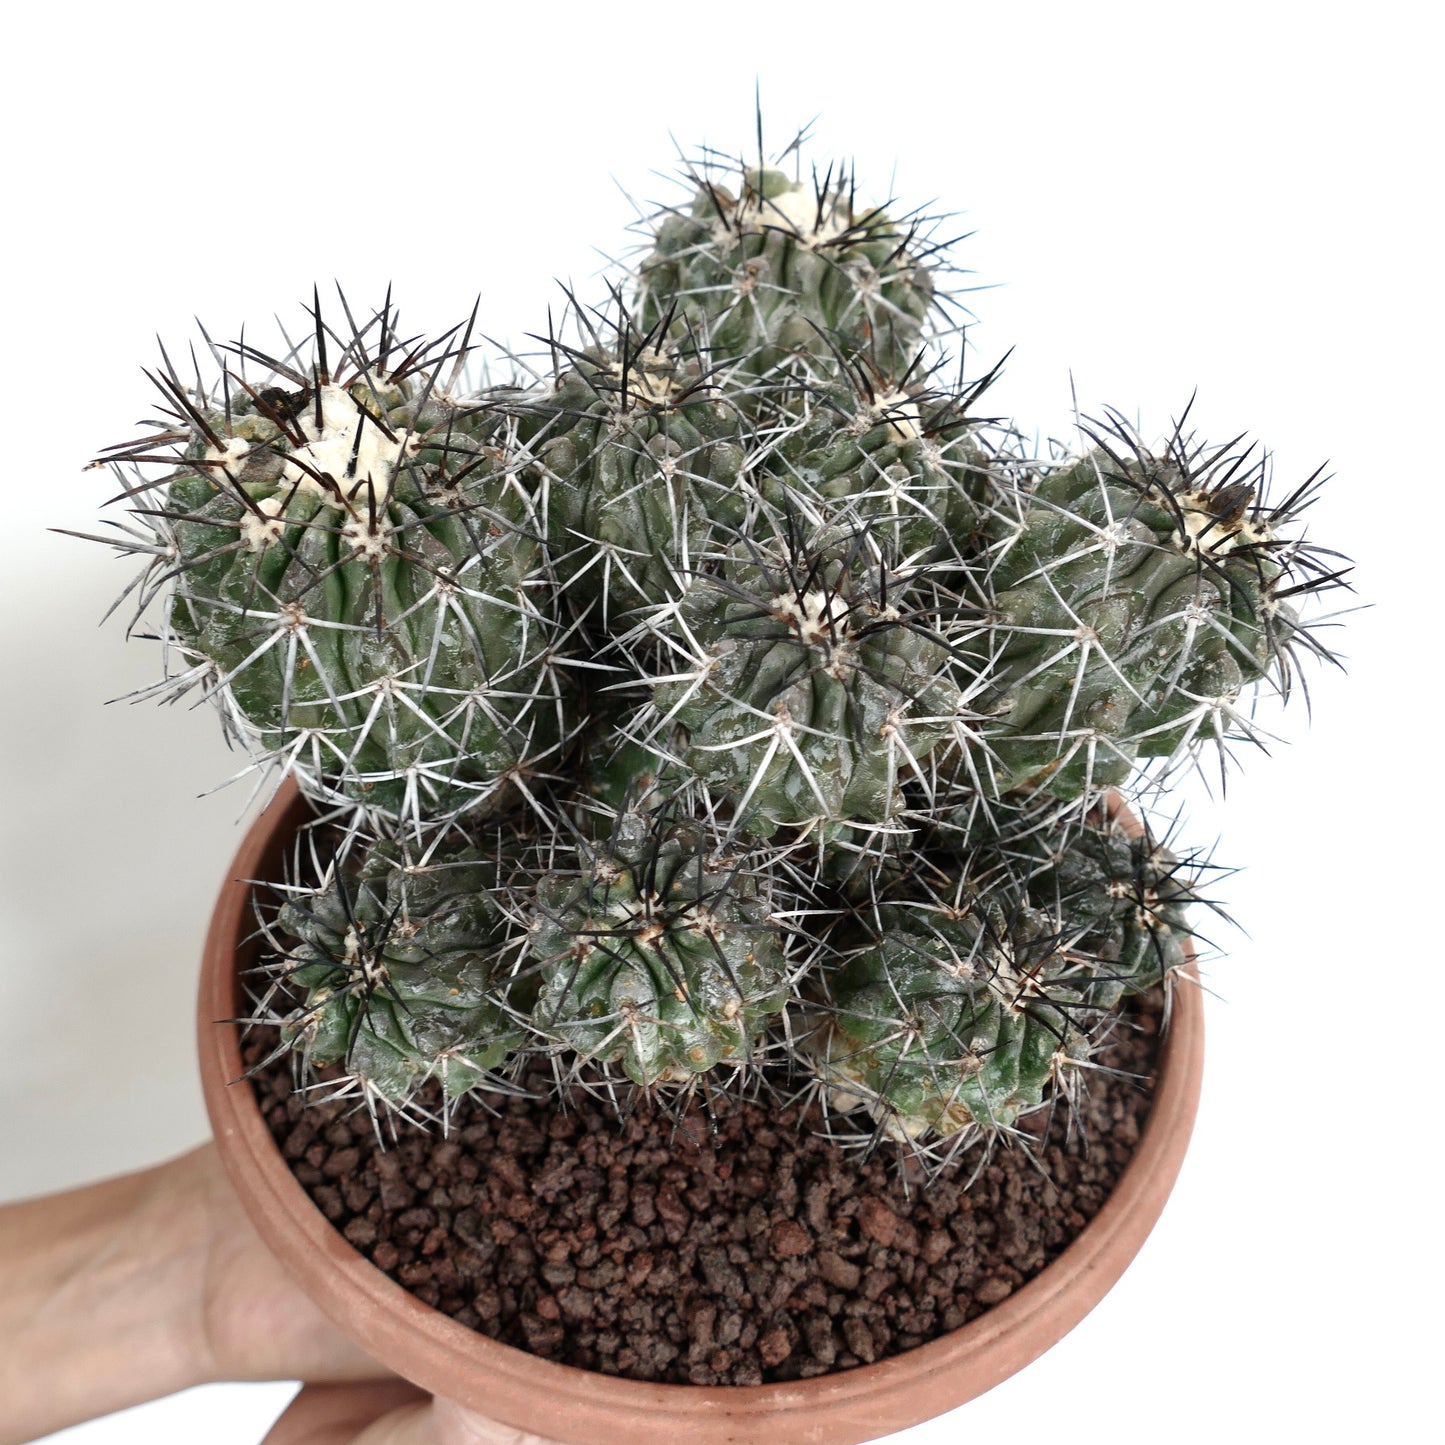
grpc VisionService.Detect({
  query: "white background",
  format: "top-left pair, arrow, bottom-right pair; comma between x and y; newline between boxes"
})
1,2 -> 1437,1441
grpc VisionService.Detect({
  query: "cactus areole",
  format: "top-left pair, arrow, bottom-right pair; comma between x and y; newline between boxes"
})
88,130 -> 1344,1437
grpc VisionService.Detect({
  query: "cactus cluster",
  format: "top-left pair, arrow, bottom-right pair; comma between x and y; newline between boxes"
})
90,137 -> 1345,1161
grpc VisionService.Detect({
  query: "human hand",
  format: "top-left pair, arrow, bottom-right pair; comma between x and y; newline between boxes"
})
0,1145 -> 569,1445
261,1382 -> 572,1444
178,1140 -> 387,1386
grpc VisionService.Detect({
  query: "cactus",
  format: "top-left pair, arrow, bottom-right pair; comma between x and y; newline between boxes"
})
92,296 -> 566,820
963,414 -> 1342,799
756,364 -> 997,560
801,805 -> 1200,1143
529,811 -> 790,1085
265,830 -> 531,1102
643,520 -> 967,827
523,299 -> 750,620
87,133 -> 1346,1162
637,158 -> 948,381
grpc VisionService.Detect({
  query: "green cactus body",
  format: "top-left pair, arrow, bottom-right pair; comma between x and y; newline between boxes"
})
760,379 -> 989,560
161,371 -> 563,818
277,837 -> 529,1100
650,533 -> 964,828
977,442 -> 1291,798
639,165 -> 935,379
529,345 -> 748,619
1012,809 -> 1196,1007
807,895 -> 1084,1141
88,142 -> 1341,1154
808,803 -> 1198,1142
580,733 -> 679,824
530,816 -> 788,1084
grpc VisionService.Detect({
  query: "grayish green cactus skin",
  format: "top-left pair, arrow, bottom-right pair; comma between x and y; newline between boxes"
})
528,339 -> 748,618
804,806 -> 1196,1141
759,375 -> 991,559
649,528 -> 963,826
90,137 -> 1345,1150
529,815 -> 789,1085
273,837 -> 529,1100
807,892 -> 1074,1140
973,430 -> 1306,799
104,315 -> 565,820
638,164 -> 938,379
1013,808 -> 1197,1007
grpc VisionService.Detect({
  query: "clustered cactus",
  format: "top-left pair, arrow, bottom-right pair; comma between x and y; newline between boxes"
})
90,138 -> 1344,1163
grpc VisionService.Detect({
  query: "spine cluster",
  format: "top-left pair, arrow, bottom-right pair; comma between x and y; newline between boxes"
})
91,141 -> 1345,1163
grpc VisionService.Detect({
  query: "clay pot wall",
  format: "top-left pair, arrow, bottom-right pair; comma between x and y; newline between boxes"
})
200,783 -> 1203,1445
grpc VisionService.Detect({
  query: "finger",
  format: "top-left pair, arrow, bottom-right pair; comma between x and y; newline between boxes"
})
431,1399 -> 577,1445
261,1381 -> 429,1445
348,1398 -> 567,1445
261,1386 -> 576,1445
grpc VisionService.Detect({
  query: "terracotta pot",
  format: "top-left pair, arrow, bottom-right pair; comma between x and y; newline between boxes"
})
200,781 -> 1204,1445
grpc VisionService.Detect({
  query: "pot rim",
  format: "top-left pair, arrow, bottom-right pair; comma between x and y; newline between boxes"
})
200,781 -> 1204,1445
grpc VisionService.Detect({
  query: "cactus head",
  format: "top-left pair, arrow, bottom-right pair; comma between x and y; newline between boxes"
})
968,413 -> 1347,801
95,295 -> 567,820
264,827 -> 533,1106
804,801 -> 1202,1146
528,811 -> 790,1085
645,517 -> 968,829
525,296 -> 749,623
637,151 -> 950,380
757,358 -> 998,562
806,888 -> 1077,1142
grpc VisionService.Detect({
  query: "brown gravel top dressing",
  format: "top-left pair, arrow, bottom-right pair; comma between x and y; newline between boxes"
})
245,997 -> 1160,1387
